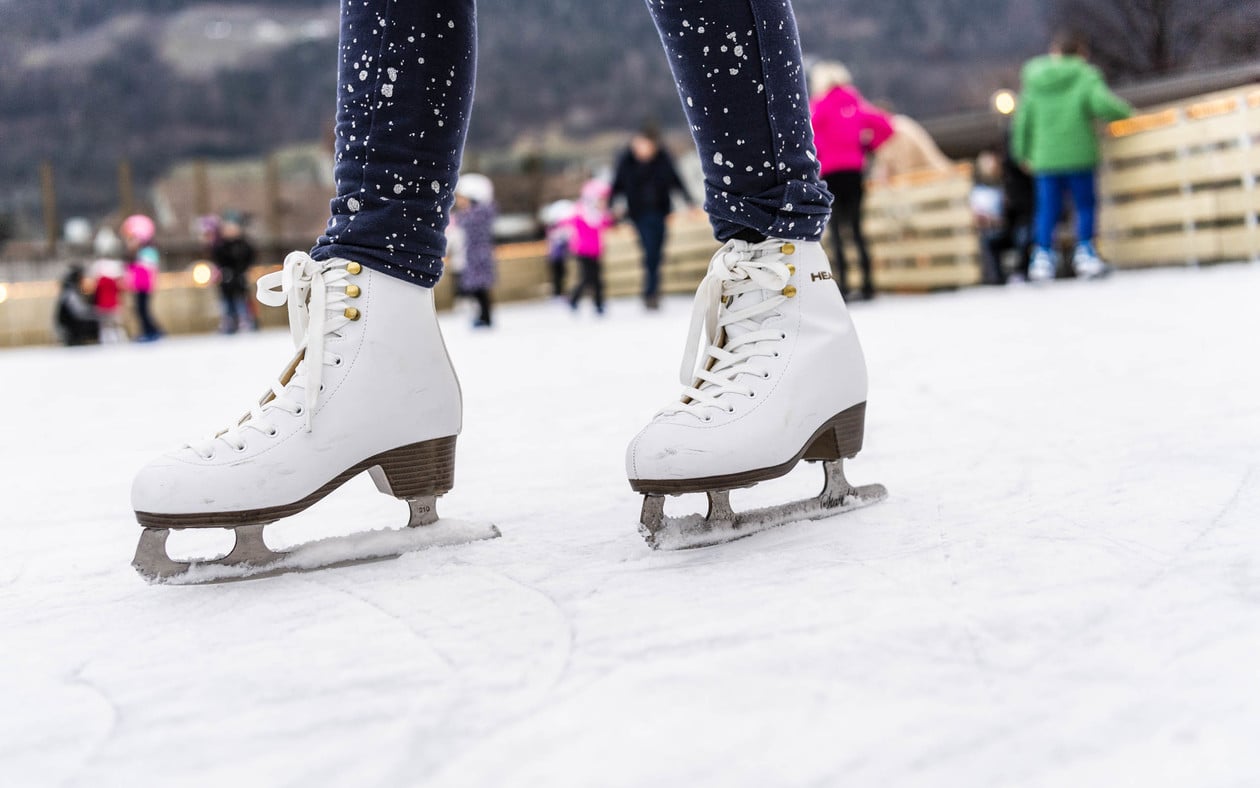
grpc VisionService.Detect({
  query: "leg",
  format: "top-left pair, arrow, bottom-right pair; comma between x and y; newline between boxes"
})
310,0 -> 477,287
630,0 -> 881,548
593,258 -> 606,313
1033,174 -> 1064,252
473,289 -> 492,326
643,0 -> 831,241
635,213 -> 667,306
823,172 -> 851,295
131,0 -> 495,584
1068,170 -> 1098,245
848,177 -> 875,298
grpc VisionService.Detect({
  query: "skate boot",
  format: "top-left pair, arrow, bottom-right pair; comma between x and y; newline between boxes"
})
627,239 -> 886,550
1029,247 -> 1057,282
1072,241 -> 1110,279
130,252 -> 498,584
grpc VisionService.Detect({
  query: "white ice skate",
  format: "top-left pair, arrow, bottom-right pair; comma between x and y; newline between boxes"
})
1072,242 -> 1110,279
130,252 -> 498,584
1029,248 -> 1057,282
627,239 -> 886,550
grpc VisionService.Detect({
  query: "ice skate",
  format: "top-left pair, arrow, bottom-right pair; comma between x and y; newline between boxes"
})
1029,248 -> 1057,282
130,252 -> 498,584
1072,241 -> 1110,279
627,239 -> 886,550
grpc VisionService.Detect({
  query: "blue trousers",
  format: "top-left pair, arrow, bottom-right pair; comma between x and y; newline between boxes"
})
1034,171 -> 1097,251
311,0 -> 832,287
634,213 -> 668,300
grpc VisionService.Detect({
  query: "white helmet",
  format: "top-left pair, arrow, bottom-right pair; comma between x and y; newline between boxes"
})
455,173 -> 494,204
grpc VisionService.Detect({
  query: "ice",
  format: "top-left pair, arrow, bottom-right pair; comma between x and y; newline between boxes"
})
2,263 -> 1260,785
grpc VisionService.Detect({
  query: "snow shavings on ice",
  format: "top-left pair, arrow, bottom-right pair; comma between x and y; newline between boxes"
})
157,520 -> 501,586
1,263 -> 1259,786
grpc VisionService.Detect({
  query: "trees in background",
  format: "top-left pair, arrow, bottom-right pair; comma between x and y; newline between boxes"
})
1048,0 -> 1258,81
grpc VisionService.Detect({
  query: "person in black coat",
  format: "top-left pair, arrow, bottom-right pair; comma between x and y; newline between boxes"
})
984,141 -> 1035,282
211,216 -> 257,333
610,127 -> 695,310
55,265 -> 99,346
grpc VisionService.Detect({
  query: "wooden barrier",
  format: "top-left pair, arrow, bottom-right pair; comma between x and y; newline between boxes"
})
862,163 -> 982,291
1099,85 -> 1260,266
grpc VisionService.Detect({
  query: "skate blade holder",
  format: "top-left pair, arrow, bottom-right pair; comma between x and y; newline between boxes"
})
133,495 -> 500,585
639,458 -> 887,551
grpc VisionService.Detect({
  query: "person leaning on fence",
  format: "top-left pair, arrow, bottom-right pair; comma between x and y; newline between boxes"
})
55,265 -> 100,346
809,61 -> 893,301
1012,30 -> 1133,282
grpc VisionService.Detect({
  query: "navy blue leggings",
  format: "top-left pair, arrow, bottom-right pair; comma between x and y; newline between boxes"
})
312,0 -> 832,287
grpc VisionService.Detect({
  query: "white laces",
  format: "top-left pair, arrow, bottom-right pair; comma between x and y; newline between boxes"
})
186,252 -> 357,458
668,238 -> 793,418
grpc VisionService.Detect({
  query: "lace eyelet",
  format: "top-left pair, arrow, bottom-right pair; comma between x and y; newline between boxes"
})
703,415 -> 713,422
202,451 -> 216,461
773,352 -> 780,358
294,406 -> 304,416
268,428 -> 279,437
233,443 -> 248,453
333,357 -> 343,367
747,392 -> 757,398
779,332 -> 787,339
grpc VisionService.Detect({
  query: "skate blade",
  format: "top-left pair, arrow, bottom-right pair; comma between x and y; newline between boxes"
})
133,518 -> 500,586
639,459 -> 887,551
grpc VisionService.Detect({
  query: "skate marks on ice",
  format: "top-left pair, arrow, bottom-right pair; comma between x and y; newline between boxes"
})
640,459 -> 888,550
134,495 -> 500,585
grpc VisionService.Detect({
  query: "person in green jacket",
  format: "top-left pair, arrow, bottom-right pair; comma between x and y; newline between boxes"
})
1012,31 -> 1133,281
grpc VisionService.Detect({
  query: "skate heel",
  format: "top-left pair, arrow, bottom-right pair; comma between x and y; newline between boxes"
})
803,402 -> 866,461
368,436 -> 458,499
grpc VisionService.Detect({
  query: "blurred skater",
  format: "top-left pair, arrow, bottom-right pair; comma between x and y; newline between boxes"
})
610,127 -> 694,311
541,199 -> 575,299
566,180 -> 615,315
120,214 -> 163,342
810,61 -> 893,300
54,265 -> 99,346
90,229 -> 127,344
211,214 -> 258,334
452,174 -> 497,328
971,150 -> 1008,285
1013,30 -> 1132,281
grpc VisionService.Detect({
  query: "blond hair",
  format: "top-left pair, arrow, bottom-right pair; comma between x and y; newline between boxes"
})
810,61 -> 853,98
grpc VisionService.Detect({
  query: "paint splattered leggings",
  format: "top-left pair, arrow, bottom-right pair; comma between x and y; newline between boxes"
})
311,0 -> 833,287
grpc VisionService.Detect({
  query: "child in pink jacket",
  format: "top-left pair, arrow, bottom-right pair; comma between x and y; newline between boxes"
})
809,61 -> 894,300
566,180 -> 616,315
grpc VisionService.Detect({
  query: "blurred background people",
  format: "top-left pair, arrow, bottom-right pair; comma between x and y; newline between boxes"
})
566,180 -> 615,315
120,213 -> 163,342
1012,30 -> 1133,282
210,213 -> 258,334
541,199 -> 575,300
610,127 -> 694,311
452,174 -> 498,329
90,228 -> 126,343
54,265 -> 99,346
810,61 -> 894,301
971,149 -> 1008,285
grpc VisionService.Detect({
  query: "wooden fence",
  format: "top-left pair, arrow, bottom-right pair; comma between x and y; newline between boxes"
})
3,84 -> 1257,348
1099,86 -> 1260,266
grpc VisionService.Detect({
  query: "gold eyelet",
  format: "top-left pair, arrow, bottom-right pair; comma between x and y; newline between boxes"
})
345,284 -> 361,298
787,264 -> 796,275
346,261 -> 363,275
344,307 -> 361,321
782,285 -> 798,298
781,243 -> 796,256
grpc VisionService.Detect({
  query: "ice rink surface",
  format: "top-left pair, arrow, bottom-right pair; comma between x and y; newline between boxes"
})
2,263 -> 1259,787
